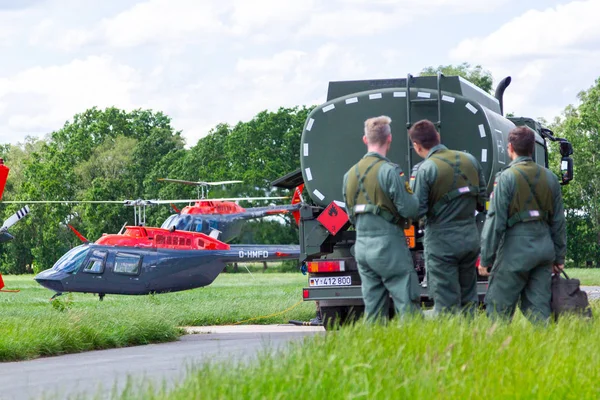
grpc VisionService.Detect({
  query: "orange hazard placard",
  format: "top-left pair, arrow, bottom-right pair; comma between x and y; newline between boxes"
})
404,225 -> 416,249
317,202 -> 349,236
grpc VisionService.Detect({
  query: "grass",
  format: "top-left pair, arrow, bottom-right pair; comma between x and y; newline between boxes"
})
562,268 -> 600,286
144,306 -> 600,399
2,267 -> 599,363
0,272 -> 314,362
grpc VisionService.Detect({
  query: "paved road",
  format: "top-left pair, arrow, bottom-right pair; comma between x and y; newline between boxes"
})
0,326 -> 324,400
583,286 -> 600,300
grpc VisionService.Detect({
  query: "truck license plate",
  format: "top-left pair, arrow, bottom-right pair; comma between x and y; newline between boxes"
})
309,276 -> 351,287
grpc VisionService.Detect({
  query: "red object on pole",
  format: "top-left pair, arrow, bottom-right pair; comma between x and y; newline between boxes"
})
0,158 -> 10,201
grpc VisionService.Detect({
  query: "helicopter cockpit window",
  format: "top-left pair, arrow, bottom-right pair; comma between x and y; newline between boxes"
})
175,216 -> 193,231
52,245 -> 89,273
83,250 -> 108,274
114,253 -> 142,275
192,218 -> 203,233
160,214 -> 178,229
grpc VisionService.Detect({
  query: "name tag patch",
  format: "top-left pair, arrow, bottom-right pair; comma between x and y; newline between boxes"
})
529,210 -> 540,217
354,205 -> 366,213
458,186 -> 471,194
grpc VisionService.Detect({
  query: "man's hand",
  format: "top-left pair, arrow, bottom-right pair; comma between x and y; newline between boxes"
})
478,265 -> 490,277
553,264 -> 564,274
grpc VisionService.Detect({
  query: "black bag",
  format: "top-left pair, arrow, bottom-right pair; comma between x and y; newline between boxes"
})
551,270 -> 593,321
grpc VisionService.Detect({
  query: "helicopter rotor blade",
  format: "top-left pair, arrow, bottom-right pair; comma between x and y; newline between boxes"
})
1,205 -> 30,231
204,180 -> 244,186
157,178 -> 243,186
152,196 -> 290,204
1,200 -> 124,204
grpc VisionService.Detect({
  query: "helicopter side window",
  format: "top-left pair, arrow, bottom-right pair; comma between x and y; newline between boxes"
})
114,253 -> 142,275
83,250 -> 108,274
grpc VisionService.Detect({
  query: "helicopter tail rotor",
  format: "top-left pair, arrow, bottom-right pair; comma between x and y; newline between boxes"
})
68,224 -> 89,243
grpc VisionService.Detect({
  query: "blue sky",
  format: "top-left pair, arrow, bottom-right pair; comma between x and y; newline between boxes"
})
0,0 -> 598,146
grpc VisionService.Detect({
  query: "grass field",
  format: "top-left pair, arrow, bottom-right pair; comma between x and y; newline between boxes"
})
2,268 -> 599,363
0,272 -> 314,362
145,306 -> 600,399
562,268 -> 600,286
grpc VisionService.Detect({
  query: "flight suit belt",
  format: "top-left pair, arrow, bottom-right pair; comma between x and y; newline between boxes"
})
353,204 -> 405,225
425,218 -> 475,231
507,210 -> 549,228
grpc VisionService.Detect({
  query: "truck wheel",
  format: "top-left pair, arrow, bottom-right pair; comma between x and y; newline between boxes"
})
345,306 -> 364,324
320,306 -> 346,330
320,306 -> 365,329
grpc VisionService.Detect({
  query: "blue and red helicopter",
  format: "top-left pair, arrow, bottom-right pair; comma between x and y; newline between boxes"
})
3,177 -> 305,299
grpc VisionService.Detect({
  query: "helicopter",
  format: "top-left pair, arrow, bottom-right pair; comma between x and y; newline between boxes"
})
4,181 -> 304,298
34,224 -> 300,300
156,178 -> 303,242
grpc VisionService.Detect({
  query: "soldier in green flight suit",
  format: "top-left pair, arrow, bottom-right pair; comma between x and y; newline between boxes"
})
343,116 -> 421,322
478,126 -> 566,323
409,120 -> 487,315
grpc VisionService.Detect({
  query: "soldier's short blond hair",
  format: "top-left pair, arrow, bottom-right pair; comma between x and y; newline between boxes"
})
364,116 -> 392,146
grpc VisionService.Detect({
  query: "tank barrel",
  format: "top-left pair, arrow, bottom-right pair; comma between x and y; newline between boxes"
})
494,76 -> 512,115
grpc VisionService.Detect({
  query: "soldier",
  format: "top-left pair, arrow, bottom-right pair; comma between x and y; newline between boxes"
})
409,120 -> 487,315
343,115 -> 420,322
478,126 -> 566,323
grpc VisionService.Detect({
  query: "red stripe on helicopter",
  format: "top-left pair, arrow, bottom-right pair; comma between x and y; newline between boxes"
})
95,226 -> 230,251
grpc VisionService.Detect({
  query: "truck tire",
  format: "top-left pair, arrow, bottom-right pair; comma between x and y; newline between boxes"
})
320,306 -> 345,330
320,306 -> 365,330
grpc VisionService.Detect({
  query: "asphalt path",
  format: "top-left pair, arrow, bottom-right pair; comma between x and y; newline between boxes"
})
0,326 -> 324,400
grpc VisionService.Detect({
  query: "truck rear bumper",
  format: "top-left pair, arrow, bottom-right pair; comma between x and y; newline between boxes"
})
303,281 -> 489,307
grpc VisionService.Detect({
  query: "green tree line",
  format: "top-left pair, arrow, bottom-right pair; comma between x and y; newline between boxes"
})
0,106 -> 312,273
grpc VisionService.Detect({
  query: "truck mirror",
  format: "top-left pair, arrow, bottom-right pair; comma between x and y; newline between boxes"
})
560,156 -> 573,185
559,140 -> 573,157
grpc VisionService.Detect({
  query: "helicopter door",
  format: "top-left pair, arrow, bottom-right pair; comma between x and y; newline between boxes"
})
106,252 -> 144,294
73,249 -> 108,292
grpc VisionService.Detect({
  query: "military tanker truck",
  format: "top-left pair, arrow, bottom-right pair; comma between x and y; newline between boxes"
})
273,74 -> 574,326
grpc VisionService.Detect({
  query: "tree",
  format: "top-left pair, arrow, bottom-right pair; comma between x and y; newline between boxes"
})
550,77 -> 600,266
0,108 -> 184,272
420,63 -> 494,93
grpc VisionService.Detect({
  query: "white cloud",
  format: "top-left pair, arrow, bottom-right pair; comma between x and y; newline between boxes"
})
449,0 -> 600,120
100,0 -> 228,48
451,0 -> 600,61
0,56 -> 140,138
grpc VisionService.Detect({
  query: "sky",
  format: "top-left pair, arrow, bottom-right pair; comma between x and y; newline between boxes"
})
0,0 -> 598,147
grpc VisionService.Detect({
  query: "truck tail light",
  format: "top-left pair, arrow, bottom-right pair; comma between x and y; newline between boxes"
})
306,260 -> 345,273
303,289 -> 309,299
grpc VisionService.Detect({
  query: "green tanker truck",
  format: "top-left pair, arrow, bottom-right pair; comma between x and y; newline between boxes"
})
273,74 -> 574,327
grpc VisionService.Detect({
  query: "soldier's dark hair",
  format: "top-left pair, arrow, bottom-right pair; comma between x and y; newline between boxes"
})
408,119 -> 440,150
508,126 -> 535,156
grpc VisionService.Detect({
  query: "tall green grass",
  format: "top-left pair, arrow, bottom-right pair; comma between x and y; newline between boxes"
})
564,268 -> 600,286
0,273 -> 314,361
154,307 -> 600,399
